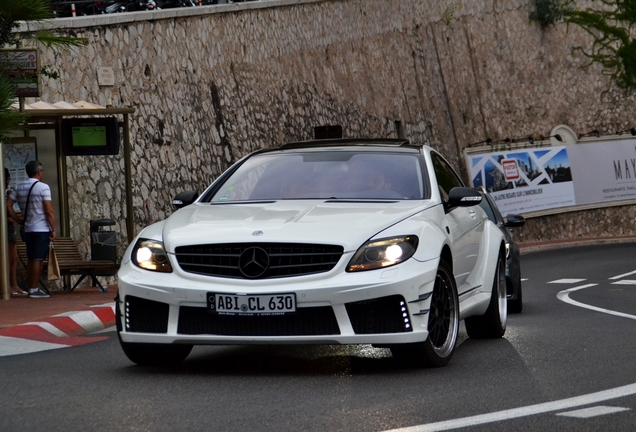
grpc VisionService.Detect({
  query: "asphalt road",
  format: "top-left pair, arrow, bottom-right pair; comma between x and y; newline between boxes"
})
1,243 -> 635,431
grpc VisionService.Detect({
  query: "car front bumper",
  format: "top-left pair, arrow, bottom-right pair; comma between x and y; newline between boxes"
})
117,255 -> 439,346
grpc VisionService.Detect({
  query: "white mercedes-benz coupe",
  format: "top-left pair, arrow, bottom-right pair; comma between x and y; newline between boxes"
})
116,139 -> 506,367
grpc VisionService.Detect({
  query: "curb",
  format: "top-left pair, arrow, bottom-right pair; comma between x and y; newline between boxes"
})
0,303 -> 116,345
520,236 -> 636,255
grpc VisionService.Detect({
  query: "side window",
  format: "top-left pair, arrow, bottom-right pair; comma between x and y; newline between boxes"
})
431,152 -> 464,202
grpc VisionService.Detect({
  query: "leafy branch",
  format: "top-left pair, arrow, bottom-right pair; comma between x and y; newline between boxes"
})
531,0 -> 636,91
565,1 -> 636,90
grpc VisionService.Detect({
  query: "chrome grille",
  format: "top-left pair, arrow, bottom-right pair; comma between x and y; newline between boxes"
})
174,243 -> 344,279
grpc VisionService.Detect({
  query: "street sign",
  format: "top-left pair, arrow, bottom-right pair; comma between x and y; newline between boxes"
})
0,49 -> 41,98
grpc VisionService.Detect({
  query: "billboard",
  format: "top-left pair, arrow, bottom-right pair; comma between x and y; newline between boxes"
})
0,49 -> 40,98
466,138 -> 636,215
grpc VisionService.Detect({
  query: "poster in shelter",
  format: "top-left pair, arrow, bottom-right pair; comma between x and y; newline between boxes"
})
3,138 -> 37,185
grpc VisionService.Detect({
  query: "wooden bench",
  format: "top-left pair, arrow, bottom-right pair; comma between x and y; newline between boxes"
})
16,237 -> 119,292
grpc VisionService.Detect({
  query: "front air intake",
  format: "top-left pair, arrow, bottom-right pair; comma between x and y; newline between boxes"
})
177,306 -> 340,336
124,295 -> 169,333
346,295 -> 412,334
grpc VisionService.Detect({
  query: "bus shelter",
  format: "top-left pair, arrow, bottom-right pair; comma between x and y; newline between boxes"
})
1,101 -> 135,300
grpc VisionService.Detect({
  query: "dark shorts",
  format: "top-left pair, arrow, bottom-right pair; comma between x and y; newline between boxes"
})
7,223 -> 16,244
24,231 -> 50,261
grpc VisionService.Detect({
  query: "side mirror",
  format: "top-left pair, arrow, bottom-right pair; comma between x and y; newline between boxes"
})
505,214 -> 526,228
173,191 -> 199,209
447,187 -> 483,208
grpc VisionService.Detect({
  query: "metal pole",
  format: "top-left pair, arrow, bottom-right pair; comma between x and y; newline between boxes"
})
56,117 -> 70,237
0,143 -> 10,300
123,113 -> 135,243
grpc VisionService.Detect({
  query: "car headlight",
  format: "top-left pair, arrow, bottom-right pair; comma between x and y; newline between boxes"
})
347,236 -> 419,272
132,239 -> 173,272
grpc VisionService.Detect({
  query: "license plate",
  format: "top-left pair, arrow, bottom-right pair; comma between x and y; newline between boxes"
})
207,292 -> 296,316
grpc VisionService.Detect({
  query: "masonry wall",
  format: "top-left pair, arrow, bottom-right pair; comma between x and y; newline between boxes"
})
20,0 -> 636,262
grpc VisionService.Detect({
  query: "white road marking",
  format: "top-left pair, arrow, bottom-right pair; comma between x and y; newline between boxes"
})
387,273 -> 636,431
548,279 -> 586,284
556,406 -> 630,418
557,284 -> 636,320
384,383 -> 636,431
521,278 -> 528,281
609,270 -> 636,280
611,280 -> 636,285
0,336 -> 67,357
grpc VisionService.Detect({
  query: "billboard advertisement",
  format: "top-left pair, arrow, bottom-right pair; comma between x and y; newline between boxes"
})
0,49 -> 40,98
466,138 -> 636,215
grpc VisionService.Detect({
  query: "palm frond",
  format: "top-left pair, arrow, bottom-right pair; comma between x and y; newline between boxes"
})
0,0 -> 55,22
18,30 -> 89,49
0,75 -> 27,138
36,31 -> 89,48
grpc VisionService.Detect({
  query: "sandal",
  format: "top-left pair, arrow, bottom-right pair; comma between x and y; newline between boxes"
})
10,289 -> 28,297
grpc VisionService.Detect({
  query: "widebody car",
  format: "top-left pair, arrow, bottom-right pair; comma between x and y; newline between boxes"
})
117,139 -> 507,367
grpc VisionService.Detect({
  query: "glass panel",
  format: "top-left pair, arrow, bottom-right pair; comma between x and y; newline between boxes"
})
210,151 -> 427,202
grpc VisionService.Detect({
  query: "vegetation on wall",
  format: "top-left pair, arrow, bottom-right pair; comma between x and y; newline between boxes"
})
442,3 -> 463,25
531,0 -> 636,91
530,0 -> 574,27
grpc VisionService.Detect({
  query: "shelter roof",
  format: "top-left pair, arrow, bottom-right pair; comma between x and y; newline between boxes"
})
10,100 -> 135,122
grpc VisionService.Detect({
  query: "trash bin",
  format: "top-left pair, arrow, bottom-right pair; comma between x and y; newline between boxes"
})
90,219 -> 117,263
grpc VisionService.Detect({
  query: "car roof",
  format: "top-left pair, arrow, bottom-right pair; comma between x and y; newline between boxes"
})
279,138 -> 422,151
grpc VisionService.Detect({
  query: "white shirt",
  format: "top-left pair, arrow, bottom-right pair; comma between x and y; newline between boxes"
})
15,178 -> 52,233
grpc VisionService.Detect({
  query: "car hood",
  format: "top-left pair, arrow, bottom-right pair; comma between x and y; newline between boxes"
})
160,200 -> 435,253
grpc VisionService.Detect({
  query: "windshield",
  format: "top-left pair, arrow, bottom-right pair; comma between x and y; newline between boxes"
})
207,150 -> 428,202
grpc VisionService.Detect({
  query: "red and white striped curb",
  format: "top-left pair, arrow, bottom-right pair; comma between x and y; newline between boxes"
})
0,303 -> 116,347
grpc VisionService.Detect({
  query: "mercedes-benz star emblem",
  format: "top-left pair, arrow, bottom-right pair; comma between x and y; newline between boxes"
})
238,247 -> 270,278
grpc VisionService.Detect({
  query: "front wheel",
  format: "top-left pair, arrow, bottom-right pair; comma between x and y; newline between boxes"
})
115,301 -> 192,367
465,253 -> 507,339
391,259 -> 459,367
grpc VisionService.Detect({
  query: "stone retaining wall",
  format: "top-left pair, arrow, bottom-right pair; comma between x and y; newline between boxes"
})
17,0 -> 636,259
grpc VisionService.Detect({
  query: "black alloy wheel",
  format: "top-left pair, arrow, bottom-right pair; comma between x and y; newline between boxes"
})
391,259 -> 459,368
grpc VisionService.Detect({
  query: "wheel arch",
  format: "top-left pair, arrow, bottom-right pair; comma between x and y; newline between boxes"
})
459,220 -> 505,318
440,244 -> 453,271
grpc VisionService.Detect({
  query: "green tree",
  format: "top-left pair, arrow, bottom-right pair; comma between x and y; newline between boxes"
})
0,0 -> 87,137
531,0 -> 636,91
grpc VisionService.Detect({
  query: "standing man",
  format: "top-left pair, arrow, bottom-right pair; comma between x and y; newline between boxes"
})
12,161 -> 56,298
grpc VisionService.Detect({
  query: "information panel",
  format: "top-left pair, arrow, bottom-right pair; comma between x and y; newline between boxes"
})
466,138 -> 636,215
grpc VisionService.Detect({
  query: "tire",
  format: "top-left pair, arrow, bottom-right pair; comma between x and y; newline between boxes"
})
465,253 -> 507,339
391,259 -> 459,368
507,275 -> 523,314
115,301 -> 193,367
